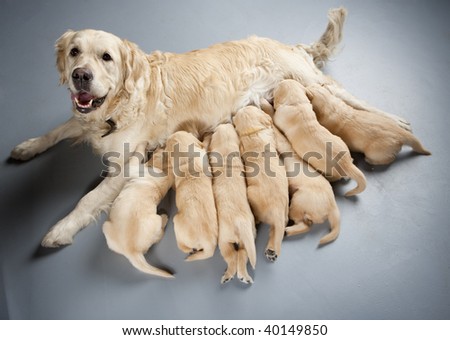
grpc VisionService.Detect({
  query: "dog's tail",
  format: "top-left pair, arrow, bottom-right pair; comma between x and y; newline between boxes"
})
319,202 -> 341,246
127,252 -> 174,278
402,130 -> 432,156
301,7 -> 348,69
126,253 -> 174,278
237,220 -> 257,269
344,164 -> 367,197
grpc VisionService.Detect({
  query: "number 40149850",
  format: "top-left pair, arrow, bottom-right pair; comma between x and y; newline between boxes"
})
263,324 -> 328,336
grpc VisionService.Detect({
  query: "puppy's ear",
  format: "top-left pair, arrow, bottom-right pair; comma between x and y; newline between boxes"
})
305,86 -> 315,100
260,111 -> 273,128
260,98 -> 274,117
121,40 -> 147,94
55,30 -> 75,85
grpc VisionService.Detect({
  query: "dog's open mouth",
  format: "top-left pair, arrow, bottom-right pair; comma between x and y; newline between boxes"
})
71,92 -> 107,114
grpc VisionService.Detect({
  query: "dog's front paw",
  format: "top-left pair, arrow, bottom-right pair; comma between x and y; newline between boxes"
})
264,249 -> 278,262
41,227 -> 74,248
10,137 -> 44,161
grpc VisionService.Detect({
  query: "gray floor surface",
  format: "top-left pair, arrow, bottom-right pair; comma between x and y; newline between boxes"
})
1,0 -> 449,320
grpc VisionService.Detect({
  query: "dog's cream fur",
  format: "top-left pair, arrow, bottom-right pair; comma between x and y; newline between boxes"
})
260,99 -> 340,245
208,124 -> 256,283
102,144 -> 174,278
306,84 -> 431,165
9,8 -> 412,247
273,80 -> 366,196
233,106 -> 289,262
166,131 -> 218,261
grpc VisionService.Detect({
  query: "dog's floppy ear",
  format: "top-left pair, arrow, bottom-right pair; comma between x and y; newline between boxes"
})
121,39 -> 147,94
259,110 -> 273,128
55,30 -> 75,85
305,86 -> 315,100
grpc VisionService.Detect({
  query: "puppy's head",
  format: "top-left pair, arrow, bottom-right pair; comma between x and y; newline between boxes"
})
166,131 -> 207,173
55,29 -> 147,116
273,79 -> 309,109
233,106 -> 272,137
210,123 -> 240,150
166,131 -> 204,153
305,84 -> 328,103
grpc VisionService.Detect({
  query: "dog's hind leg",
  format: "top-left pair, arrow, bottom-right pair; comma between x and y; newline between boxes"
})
185,243 -> 216,261
236,248 -> 253,284
285,221 -> 311,237
324,82 -> 412,132
319,204 -> 341,246
219,243 -> 238,284
265,221 -> 285,262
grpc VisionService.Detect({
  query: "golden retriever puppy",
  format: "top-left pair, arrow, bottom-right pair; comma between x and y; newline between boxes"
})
166,131 -> 218,261
260,99 -> 340,245
102,144 -> 174,278
306,84 -> 431,165
208,124 -> 256,284
233,106 -> 289,262
273,79 -> 366,197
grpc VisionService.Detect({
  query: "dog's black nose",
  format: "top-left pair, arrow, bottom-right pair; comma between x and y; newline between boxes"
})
72,68 -> 93,90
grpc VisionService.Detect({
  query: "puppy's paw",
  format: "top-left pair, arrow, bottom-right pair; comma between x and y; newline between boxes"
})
10,137 -> 45,161
264,249 -> 278,262
41,227 -> 74,248
238,275 -> 253,285
221,274 -> 234,284
189,248 -> 200,255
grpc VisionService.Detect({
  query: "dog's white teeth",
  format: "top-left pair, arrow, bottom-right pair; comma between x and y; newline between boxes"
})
75,98 -> 93,108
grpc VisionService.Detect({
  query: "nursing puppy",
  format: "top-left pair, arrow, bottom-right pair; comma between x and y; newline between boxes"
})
260,99 -> 340,245
306,84 -> 431,165
102,144 -> 174,278
273,79 -> 366,197
233,106 -> 289,262
166,131 -> 218,261
208,124 -> 256,284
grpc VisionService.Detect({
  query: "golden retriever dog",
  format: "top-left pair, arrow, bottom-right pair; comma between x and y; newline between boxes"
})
208,124 -> 256,284
306,84 -> 431,165
10,8 -> 410,247
166,131 -> 218,261
260,99 -> 340,245
273,79 -> 366,197
233,106 -> 289,262
102,144 -> 174,278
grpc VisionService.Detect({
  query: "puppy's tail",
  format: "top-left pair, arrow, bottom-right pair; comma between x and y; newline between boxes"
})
403,131 -> 432,156
344,165 -> 367,197
237,221 -> 257,269
301,7 -> 347,69
319,203 -> 341,246
127,252 -> 174,278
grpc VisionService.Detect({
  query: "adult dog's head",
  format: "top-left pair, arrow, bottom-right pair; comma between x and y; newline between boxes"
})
55,29 -> 147,116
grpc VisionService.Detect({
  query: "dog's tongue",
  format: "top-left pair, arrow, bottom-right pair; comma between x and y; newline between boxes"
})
77,92 -> 95,105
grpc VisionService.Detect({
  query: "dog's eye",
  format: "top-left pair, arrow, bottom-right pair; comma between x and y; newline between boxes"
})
102,52 -> 113,62
70,48 -> 79,57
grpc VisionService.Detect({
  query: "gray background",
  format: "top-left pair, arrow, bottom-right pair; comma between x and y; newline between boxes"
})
1,0 -> 449,320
